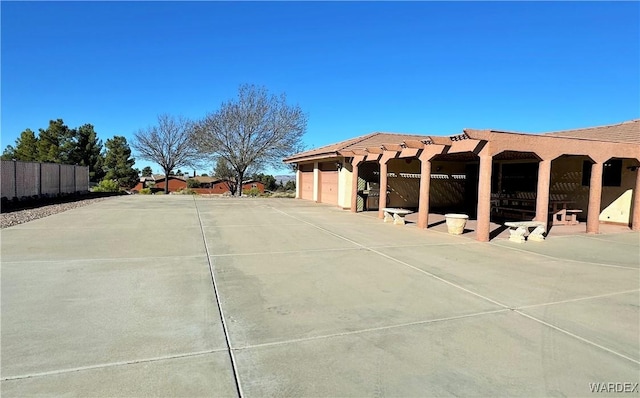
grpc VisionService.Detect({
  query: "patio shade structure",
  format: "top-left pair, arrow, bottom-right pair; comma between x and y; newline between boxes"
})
284,119 -> 640,242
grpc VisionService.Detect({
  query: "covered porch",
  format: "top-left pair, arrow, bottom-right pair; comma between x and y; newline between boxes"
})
284,120 -> 640,242
347,130 -> 640,242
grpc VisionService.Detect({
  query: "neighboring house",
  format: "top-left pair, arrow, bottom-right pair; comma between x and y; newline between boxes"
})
242,180 -> 265,193
131,175 -> 161,191
283,119 -> 640,241
132,174 -> 266,195
151,176 -> 188,192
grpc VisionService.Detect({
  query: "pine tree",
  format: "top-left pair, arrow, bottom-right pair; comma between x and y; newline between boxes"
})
37,119 -> 74,163
1,145 -> 16,160
103,136 -> 138,188
13,129 -> 40,161
69,124 -> 105,182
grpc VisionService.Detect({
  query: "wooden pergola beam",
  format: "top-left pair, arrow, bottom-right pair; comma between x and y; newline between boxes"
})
402,140 -> 425,149
364,147 -> 384,154
381,143 -> 404,152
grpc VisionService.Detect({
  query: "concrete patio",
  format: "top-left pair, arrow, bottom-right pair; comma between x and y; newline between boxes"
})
1,196 -> 638,397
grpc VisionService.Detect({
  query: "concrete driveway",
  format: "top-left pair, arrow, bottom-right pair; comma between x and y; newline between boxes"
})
1,196 -> 638,397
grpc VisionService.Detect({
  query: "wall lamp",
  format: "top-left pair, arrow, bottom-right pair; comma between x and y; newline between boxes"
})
335,161 -> 343,171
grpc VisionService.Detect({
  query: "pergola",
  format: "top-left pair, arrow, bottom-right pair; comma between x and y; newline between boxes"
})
338,130 -> 640,241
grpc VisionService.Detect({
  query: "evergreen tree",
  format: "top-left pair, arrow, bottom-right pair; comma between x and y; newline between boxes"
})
284,180 -> 296,191
252,173 -> 277,191
37,119 -> 74,163
14,129 -> 40,161
141,166 -> 153,177
1,145 -> 16,160
103,136 -> 138,188
69,124 -> 105,182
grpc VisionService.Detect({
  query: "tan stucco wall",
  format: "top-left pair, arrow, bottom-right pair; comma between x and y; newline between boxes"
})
600,159 -> 637,224
383,158 -> 470,209
387,158 -> 421,208
428,160 -> 468,208
313,162 -> 319,202
551,156 -> 636,224
600,189 -> 633,224
337,163 -> 353,209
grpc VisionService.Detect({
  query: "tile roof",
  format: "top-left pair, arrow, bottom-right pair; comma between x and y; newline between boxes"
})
542,119 -> 639,144
284,132 -> 431,162
193,176 -> 217,183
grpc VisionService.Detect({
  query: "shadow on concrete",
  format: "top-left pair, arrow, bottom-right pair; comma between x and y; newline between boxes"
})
489,224 -> 509,240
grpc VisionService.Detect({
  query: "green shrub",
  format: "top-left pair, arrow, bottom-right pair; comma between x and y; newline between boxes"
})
243,187 -> 261,197
93,179 -> 120,192
139,188 -> 152,195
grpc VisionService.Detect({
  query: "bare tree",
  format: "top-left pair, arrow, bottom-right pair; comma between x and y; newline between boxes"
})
193,84 -> 307,196
131,114 -> 202,194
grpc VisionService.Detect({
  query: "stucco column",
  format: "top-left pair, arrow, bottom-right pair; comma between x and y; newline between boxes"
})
632,167 -> 640,230
476,154 -> 493,242
295,168 -> 301,199
417,158 -> 431,228
535,159 -> 552,224
378,161 -> 389,218
350,156 -> 364,213
586,161 -> 603,234
312,162 -> 319,202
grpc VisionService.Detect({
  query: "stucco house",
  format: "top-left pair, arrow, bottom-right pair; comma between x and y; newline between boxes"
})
284,119 -> 640,241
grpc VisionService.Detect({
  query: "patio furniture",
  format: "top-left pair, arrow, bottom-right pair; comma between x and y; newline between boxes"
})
382,208 -> 413,225
504,220 -> 546,243
564,209 -> 582,225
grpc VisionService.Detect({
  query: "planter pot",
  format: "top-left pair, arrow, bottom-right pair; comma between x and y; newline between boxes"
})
444,213 -> 469,235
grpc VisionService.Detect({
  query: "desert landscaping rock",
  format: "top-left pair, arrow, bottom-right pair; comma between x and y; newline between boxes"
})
0,196 -> 115,229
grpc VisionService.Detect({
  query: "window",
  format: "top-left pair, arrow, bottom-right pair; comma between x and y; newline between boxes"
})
582,159 -> 622,187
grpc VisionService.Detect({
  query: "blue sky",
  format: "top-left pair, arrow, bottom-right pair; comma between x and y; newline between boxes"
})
2,1 -> 638,176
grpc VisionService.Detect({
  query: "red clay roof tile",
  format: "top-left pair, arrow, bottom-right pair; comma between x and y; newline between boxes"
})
543,119 -> 639,144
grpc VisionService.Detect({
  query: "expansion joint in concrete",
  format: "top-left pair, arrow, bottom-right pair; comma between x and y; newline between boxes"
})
193,197 -> 244,398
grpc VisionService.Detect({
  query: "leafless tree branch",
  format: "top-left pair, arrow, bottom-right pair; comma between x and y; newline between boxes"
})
192,84 -> 307,196
131,114 -> 204,193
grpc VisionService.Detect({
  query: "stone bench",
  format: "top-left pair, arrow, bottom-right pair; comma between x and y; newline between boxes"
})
382,208 -> 413,225
565,209 -> 582,225
504,221 -> 546,243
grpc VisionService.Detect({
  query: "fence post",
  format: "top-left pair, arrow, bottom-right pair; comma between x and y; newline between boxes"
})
58,164 -> 62,195
39,162 -> 42,197
13,159 -> 18,199
74,165 -> 77,194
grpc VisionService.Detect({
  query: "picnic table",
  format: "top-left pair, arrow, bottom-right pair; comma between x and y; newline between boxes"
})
492,196 -> 581,225
504,220 -> 546,243
382,208 -> 413,225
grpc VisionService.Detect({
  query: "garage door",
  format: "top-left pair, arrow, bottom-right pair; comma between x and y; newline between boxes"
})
319,170 -> 338,205
299,171 -> 314,200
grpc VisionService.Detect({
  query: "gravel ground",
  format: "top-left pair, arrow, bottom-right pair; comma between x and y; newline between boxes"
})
1,196 -> 115,229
